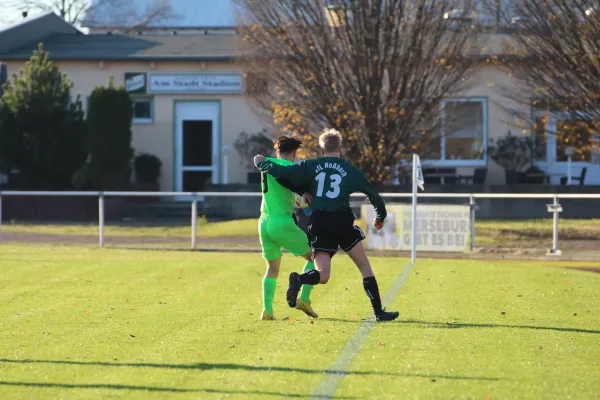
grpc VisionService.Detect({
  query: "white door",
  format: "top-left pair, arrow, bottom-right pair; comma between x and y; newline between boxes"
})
533,110 -> 600,185
175,101 -> 220,194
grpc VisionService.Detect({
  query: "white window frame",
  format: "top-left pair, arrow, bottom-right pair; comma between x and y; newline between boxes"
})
132,96 -> 154,124
422,97 -> 488,167
533,109 -> 595,181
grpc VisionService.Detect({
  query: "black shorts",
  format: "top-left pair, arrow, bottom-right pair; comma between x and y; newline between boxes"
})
307,211 -> 365,257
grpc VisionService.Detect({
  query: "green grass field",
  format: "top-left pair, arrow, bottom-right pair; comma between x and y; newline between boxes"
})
1,217 -> 256,238
1,245 -> 599,399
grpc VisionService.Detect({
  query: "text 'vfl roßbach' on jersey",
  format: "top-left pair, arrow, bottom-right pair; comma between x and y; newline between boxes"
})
257,157 -> 387,222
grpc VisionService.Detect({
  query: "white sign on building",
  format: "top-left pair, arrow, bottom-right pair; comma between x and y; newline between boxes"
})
125,74 -> 145,92
148,74 -> 243,94
362,204 -> 470,252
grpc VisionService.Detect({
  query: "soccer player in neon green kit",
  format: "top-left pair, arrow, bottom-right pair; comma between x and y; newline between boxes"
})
255,129 -> 399,322
258,134 -> 319,321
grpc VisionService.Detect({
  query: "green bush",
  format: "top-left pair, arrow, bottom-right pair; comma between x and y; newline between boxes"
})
134,153 -> 162,183
84,77 -> 133,190
0,43 -> 87,189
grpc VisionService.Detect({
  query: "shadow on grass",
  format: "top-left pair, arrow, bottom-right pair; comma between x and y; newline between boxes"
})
0,380 -> 350,398
319,318 -> 600,334
0,358 -> 391,377
319,317 -> 365,323
402,320 -> 600,334
477,228 -> 600,241
0,359 -> 501,382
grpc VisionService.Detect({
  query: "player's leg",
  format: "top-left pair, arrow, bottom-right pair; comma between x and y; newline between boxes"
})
293,210 -> 317,303
342,222 -> 399,322
287,212 -> 335,307
299,252 -> 316,303
274,218 -> 319,317
306,211 -> 335,284
313,252 -> 332,283
288,250 -> 330,308
259,217 -> 283,320
295,252 -> 319,318
262,257 -> 281,320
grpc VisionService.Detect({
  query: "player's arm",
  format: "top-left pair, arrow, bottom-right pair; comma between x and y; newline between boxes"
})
274,177 -> 310,196
357,173 -> 387,223
255,157 -> 312,186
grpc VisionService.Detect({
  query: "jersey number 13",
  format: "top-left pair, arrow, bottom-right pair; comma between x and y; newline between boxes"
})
315,172 -> 342,199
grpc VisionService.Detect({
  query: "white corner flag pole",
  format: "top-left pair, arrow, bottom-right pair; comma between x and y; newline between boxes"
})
411,154 -> 424,264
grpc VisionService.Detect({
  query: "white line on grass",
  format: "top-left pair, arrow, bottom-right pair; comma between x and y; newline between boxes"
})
311,260 -> 415,399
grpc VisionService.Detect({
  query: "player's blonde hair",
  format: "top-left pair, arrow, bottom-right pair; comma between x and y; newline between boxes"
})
319,128 -> 343,153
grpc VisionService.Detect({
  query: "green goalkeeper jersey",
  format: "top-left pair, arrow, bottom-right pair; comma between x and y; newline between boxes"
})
257,156 -> 387,222
260,157 -> 296,217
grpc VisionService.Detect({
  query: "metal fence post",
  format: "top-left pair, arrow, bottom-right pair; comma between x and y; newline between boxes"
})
99,192 -> 105,248
469,195 -> 479,251
546,195 -> 562,256
191,193 -> 198,249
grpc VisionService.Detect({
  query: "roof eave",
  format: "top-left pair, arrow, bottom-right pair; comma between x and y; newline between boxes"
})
0,55 -> 240,62
84,24 -> 238,30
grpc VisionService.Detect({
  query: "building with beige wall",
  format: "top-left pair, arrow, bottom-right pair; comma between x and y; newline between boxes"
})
1,10 -> 598,190
0,12 -> 265,191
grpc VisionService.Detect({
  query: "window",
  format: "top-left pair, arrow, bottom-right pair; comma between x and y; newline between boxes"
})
432,98 -> 487,164
533,115 -> 548,161
132,97 -> 154,124
533,103 -> 597,164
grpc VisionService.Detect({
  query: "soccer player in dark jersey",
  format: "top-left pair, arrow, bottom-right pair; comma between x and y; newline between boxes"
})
254,129 -> 399,322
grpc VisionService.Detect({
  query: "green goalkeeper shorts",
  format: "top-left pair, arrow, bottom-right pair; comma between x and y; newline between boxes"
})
259,215 -> 310,261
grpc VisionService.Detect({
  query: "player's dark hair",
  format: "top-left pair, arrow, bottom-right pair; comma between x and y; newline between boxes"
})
273,134 -> 303,154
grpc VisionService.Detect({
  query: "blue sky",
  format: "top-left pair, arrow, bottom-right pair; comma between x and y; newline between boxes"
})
1,0 -> 237,29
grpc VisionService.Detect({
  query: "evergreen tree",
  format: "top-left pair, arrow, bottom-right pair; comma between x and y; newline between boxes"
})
0,44 -> 87,190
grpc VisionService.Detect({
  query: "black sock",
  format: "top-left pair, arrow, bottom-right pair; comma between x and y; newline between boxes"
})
363,276 -> 383,315
299,269 -> 320,285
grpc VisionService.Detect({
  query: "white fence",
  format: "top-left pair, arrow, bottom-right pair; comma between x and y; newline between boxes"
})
1,191 -> 600,255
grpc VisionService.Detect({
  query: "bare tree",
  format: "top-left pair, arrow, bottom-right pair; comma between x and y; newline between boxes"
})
478,0 -> 517,29
236,0 -> 477,184
494,0 -> 600,163
2,0 -> 172,28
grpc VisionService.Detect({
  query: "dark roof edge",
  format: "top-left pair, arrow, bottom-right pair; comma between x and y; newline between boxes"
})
0,55 -> 239,62
85,25 -> 238,30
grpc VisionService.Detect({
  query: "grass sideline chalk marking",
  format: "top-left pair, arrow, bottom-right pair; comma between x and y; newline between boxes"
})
311,260 -> 415,399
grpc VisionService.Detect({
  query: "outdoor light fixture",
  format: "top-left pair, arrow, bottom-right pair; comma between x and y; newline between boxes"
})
222,145 -> 231,185
565,146 -> 574,185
